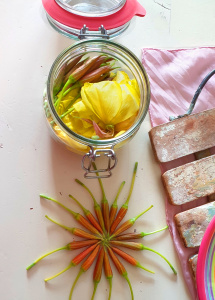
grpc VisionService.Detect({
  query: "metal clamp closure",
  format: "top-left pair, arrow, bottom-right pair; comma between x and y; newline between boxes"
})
81,146 -> 117,178
78,25 -> 109,40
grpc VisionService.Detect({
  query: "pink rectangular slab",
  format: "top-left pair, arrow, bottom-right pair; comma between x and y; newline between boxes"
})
149,108 -> 215,163
162,155 -> 215,205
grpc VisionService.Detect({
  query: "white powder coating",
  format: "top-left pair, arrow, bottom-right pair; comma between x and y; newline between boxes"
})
155,123 -> 176,138
149,108 -> 215,162
175,202 -> 215,247
163,155 -> 215,205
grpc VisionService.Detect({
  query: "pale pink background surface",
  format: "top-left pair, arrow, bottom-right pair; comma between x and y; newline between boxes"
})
142,47 -> 215,300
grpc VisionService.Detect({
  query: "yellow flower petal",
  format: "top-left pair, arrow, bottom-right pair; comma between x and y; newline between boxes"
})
115,115 -> 137,132
57,87 -> 80,100
114,130 -> 126,138
113,71 -> 130,83
130,79 -> 140,97
81,81 -> 122,125
53,124 -> 89,153
111,83 -> 139,124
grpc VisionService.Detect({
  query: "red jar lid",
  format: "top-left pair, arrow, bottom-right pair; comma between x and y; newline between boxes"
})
42,0 -> 146,31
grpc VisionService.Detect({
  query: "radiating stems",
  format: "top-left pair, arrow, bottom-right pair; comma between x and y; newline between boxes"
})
92,162 -> 110,232
108,278 -> 112,300
136,262 -> 155,274
111,205 -> 153,238
132,205 -> 154,223
45,215 -> 74,232
110,163 -> 138,234
113,181 -> 125,205
143,226 -> 168,236
104,247 -> 113,300
109,181 -> 125,226
41,194 -> 101,235
91,282 -> 98,300
45,215 -> 100,240
44,263 -> 73,282
69,194 -> 86,212
75,179 -> 105,232
125,162 -> 138,206
26,245 -> 68,270
75,179 -> 97,207
40,194 -> 76,217
124,275 -> 134,300
69,269 -> 83,300
143,246 -> 177,275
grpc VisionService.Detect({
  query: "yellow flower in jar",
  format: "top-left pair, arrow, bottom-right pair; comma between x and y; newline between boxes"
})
55,71 -> 140,140
80,78 -> 140,138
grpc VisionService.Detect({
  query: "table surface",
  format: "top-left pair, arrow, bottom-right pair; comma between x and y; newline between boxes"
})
1,0 -> 215,299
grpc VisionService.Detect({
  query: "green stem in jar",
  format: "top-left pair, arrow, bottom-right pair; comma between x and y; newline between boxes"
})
53,65 -> 66,97
64,92 -> 81,111
62,82 -> 82,98
62,64 -> 115,98
54,55 -> 98,112
50,107 -> 75,126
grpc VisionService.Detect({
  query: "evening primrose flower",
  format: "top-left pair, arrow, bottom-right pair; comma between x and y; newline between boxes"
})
113,71 -> 140,97
80,80 -> 140,137
62,101 -> 96,138
57,71 -> 140,140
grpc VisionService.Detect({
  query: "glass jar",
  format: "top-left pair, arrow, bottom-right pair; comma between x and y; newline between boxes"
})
42,0 -> 146,40
43,39 -> 150,177
55,0 -> 127,17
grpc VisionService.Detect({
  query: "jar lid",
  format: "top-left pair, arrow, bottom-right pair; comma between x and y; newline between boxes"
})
55,0 -> 127,18
42,0 -> 146,31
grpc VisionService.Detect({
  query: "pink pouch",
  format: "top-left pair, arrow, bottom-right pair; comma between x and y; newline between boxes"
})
141,47 -> 215,300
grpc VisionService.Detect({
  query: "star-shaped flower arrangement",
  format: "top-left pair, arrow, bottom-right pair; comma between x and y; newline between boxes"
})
27,162 -> 177,299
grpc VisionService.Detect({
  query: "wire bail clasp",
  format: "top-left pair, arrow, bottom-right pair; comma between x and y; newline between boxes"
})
78,25 -> 109,40
81,146 -> 117,178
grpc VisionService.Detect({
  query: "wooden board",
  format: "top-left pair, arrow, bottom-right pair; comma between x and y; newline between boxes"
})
149,108 -> 215,163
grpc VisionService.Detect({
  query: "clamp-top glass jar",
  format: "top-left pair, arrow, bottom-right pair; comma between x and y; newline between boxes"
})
42,0 -> 150,178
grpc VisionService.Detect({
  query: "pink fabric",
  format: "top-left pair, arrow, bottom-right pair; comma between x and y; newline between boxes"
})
141,47 -> 215,300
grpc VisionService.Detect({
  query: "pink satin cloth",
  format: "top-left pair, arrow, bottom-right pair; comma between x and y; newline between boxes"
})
141,47 -> 215,300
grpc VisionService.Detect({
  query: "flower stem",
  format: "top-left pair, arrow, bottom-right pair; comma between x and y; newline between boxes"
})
124,162 -> 138,206
113,181 -> 125,205
132,205 -> 154,223
64,92 -> 81,111
69,269 -> 83,300
26,246 -> 68,270
75,179 -> 98,207
44,263 -> 73,282
136,262 -> 155,274
142,225 -> 168,236
108,278 -> 112,300
40,194 -> 76,217
143,246 -> 177,275
91,282 -> 98,300
45,215 -> 74,232
124,275 -> 134,300
50,107 -> 75,126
